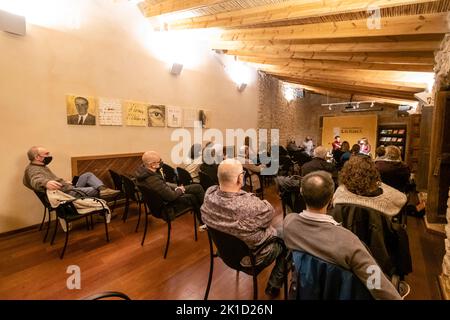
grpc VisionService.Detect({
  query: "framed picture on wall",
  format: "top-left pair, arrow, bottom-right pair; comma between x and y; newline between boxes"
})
125,101 -> 147,126
98,97 -> 122,126
66,95 -> 97,125
167,106 -> 183,128
147,105 -> 166,127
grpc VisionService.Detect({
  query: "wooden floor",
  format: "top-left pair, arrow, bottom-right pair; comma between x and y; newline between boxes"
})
0,185 -> 445,300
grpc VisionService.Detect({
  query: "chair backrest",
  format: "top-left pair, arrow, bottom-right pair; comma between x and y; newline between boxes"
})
207,226 -> 251,271
121,175 -> 140,202
176,167 -> 193,185
290,250 -> 373,300
162,163 -> 178,184
82,291 -> 131,300
108,169 -> 123,192
34,190 -> 52,209
281,189 -> 306,214
199,171 -> 215,191
136,184 -> 165,219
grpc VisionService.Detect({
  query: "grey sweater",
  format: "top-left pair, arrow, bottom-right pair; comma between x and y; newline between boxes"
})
23,163 -> 72,192
284,212 -> 401,300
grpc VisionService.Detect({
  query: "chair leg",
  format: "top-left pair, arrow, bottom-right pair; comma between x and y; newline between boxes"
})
103,212 -> 110,242
85,216 -> 90,230
135,202 -> 142,232
284,272 -> 288,300
193,211 -> 197,241
39,207 -> 47,231
141,211 -> 149,246
123,197 -> 130,222
51,217 -> 59,245
91,214 -> 94,230
43,210 -> 52,243
252,275 -> 258,300
204,232 -> 214,300
60,221 -> 69,259
163,220 -> 171,259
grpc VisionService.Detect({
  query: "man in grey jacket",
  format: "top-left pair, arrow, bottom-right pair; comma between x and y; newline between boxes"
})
283,171 -> 402,300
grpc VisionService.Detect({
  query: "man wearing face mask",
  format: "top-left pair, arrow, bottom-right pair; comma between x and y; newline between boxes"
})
200,158 -> 287,298
135,151 -> 205,222
23,146 -> 119,198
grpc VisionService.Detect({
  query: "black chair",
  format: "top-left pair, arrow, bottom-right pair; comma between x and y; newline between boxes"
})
108,169 -> 125,214
204,226 -> 288,300
121,175 -> 145,230
50,199 -> 110,259
243,169 -> 264,199
280,189 -> 306,218
137,185 -> 197,258
199,171 -> 215,191
82,291 -> 131,300
278,156 -> 294,176
176,167 -> 193,186
162,163 -> 178,184
33,191 -> 56,242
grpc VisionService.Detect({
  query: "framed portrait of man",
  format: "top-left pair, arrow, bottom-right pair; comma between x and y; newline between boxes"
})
67,95 -> 97,125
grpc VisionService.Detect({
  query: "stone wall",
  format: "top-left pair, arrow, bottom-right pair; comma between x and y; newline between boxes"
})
258,73 -> 408,148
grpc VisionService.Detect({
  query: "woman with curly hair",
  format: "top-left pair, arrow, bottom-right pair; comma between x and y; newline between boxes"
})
332,156 -> 411,279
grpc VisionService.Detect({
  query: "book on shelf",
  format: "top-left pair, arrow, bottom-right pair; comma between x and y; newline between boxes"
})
398,129 -> 405,135
393,130 -> 399,134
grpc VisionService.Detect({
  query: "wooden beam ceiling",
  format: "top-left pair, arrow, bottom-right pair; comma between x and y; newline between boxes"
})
224,50 -> 435,65
167,0 -> 439,30
220,13 -> 450,41
139,0 -> 446,104
237,55 -> 433,72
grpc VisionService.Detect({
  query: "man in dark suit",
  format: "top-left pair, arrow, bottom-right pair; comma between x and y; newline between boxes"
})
67,96 -> 96,125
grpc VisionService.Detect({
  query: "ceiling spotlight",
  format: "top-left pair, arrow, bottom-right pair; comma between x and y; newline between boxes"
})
356,102 -> 360,109
370,102 -> 375,108
328,105 -> 332,111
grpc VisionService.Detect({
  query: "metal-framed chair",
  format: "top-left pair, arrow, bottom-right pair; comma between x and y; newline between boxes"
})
137,185 -> 197,258
121,175 -> 145,231
243,168 -> 264,199
176,167 -> 193,186
50,199 -> 110,259
107,169 -> 125,214
33,191 -> 56,243
204,226 -> 288,300
162,163 -> 178,184
82,291 -> 131,300
199,171 -> 216,192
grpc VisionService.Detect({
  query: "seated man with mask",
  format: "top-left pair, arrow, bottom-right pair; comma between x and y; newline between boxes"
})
135,151 -> 205,222
23,146 -> 119,198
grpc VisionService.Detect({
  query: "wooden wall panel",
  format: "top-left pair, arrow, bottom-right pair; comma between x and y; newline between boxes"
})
71,153 -> 143,189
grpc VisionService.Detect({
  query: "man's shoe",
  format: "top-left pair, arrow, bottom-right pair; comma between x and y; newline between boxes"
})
199,224 -> 208,232
264,286 -> 280,298
99,188 -> 120,197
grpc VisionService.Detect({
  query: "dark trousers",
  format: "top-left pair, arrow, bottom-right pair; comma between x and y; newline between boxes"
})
169,184 -> 205,223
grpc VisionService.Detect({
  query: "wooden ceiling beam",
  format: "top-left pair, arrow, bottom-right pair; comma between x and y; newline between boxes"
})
224,50 -> 435,64
220,13 -> 450,41
168,0 -> 439,29
237,55 -> 433,72
211,39 -> 442,52
264,72 -> 424,92
138,0 -> 227,18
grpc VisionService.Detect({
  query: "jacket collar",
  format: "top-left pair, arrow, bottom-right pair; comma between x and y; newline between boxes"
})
299,210 -> 341,226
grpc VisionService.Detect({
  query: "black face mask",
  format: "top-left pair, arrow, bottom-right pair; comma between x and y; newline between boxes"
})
42,156 -> 53,165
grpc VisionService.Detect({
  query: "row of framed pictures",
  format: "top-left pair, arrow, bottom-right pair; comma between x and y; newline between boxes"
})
380,129 -> 405,135
379,137 -> 404,143
66,95 -> 211,128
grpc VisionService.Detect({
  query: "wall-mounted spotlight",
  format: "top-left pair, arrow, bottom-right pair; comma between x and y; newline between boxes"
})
237,83 -> 247,92
170,62 -> 183,76
0,9 -> 26,36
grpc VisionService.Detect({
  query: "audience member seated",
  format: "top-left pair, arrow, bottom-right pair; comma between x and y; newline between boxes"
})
301,146 -> 337,183
239,145 -> 264,192
287,137 -> 301,153
181,143 -> 202,183
283,171 -> 401,300
135,151 -> 205,222
336,141 -> 350,169
200,143 -> 221,185
374,146 -> 386,162
23,146 -> 119,198
302,136 -> 315,157
332,156 -> 411,277
375,146 -> 411,193
201,159 -> 287,297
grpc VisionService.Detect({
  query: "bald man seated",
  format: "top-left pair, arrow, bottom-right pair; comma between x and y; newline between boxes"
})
201,159 -> 287,298
135,151 -> 205,222
23,146 -> 119,198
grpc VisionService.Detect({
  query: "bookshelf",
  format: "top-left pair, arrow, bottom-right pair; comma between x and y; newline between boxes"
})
377,124 -> 407,160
